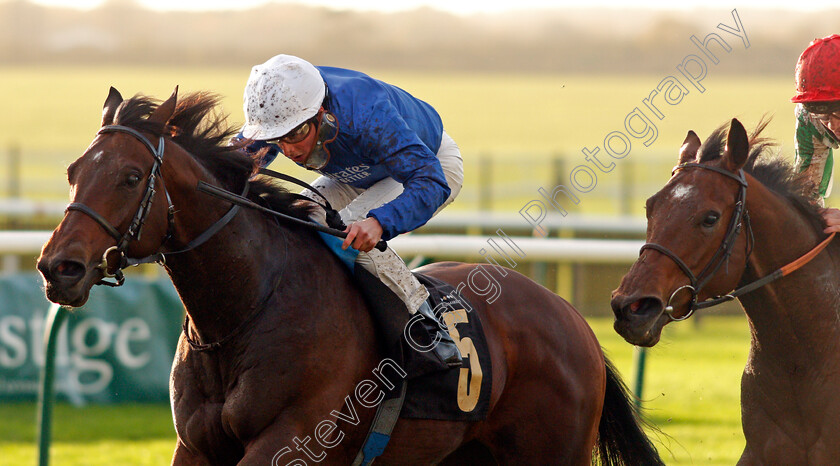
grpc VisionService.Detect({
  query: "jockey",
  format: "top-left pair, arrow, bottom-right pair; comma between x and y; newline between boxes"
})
236,54 -> 464,367
791,34 -> 840,232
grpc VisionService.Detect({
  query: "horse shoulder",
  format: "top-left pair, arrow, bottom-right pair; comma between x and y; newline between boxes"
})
170,339 -> 244,463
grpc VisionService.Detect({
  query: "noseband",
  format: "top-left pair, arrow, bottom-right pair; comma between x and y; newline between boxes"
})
639,163 -> 752,321
66,124 -> 243,286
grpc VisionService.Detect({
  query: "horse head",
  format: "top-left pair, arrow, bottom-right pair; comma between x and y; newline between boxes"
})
37,86 -> 184,307
611,118 -> 753,346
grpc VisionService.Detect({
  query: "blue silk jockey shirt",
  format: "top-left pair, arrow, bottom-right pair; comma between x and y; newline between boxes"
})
241,66 -> 451,241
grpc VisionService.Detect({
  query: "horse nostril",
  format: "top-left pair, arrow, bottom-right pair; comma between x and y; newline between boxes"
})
612,297 -> 662,317
51,259 -> 86,282
626,297 -> 663,316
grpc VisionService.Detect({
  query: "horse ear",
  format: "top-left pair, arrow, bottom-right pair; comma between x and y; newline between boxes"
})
723,118 -> 749,171
149,86 -> 178,125
101,87 -> 123,126
678,130 -> 701,164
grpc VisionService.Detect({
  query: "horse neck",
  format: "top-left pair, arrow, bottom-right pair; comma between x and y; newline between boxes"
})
158,150 -> 321,343
738,175 -> 840,358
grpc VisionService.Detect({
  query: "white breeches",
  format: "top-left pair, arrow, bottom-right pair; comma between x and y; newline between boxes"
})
303,131 -> 463,313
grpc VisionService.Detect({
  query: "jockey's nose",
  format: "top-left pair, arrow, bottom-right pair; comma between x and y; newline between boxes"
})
280,141 -> 311,164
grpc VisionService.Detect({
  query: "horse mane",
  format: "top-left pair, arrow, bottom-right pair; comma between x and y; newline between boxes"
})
111,92 -> 313,221
698,118 -> 825,233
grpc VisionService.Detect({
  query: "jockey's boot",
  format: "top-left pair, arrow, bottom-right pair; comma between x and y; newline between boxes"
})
351,245 -> 462,370
415,300 -> 463,368
306,205 -> 462,369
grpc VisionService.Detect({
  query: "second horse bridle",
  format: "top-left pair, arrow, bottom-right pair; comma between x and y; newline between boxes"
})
639,162 -> 835,321
639,162 -> 752,321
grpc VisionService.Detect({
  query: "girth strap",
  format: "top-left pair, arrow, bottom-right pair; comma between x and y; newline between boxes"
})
351,353 -> 407,466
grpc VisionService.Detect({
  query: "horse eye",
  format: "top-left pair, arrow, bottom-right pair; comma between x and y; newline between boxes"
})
702,212 -> 720,227
125,173 -> 142,188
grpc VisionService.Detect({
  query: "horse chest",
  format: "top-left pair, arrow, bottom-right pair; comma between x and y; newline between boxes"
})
741,358 -> 840,459
171,349 -> 272,448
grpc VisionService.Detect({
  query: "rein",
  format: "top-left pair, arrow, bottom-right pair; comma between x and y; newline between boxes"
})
640,162 -> 835,320
66,125 -> 244,286
196,176 -> 389,252
691,231 -> 835,311
257,167 -> 347,230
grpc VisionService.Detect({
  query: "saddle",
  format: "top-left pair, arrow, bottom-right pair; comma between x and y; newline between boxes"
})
331,245 -> 493,465
352,266 -> 492,421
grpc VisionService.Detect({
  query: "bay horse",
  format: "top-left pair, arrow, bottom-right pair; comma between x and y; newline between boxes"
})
37,87 -> 662,465
611,118 -> 840,464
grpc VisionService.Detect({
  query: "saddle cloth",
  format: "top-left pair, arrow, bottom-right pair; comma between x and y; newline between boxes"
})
400,273 -> 492,421
317,232 -> 492,421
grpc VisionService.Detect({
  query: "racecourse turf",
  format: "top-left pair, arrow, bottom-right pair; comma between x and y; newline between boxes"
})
0,315 -> 749,465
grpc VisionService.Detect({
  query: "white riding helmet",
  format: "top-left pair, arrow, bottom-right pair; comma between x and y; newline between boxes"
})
241,54 -> 326,140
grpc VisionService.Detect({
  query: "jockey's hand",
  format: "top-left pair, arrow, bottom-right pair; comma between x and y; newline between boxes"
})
342,217 -> 384,252
819,207 -> 840,233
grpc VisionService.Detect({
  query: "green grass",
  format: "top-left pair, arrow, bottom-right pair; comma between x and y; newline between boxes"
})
0,403 -> 175,465
594,315 -> 749,465
0,66 -> 798,155
0,315 -> 750,465
0,66 -> 801,206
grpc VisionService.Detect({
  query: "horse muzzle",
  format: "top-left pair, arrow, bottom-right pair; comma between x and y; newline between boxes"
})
37,253 -> 98,307
610,293 -> 669,347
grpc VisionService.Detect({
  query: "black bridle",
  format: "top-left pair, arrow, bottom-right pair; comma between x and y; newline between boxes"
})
639,162 -> 753,321
66,124 -> 243,286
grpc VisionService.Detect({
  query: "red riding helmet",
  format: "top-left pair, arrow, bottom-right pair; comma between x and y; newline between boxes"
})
792,34 -> 840,104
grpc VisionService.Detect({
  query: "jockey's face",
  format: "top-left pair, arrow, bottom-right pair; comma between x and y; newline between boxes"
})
276,123 -> 318,165
263,116 -> 319,165
818,112 -> 840,139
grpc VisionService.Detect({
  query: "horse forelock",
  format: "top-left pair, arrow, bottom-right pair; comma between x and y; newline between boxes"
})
110,92 -> 313,222
697,125 -> 728,163
113,93 -> 250,184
